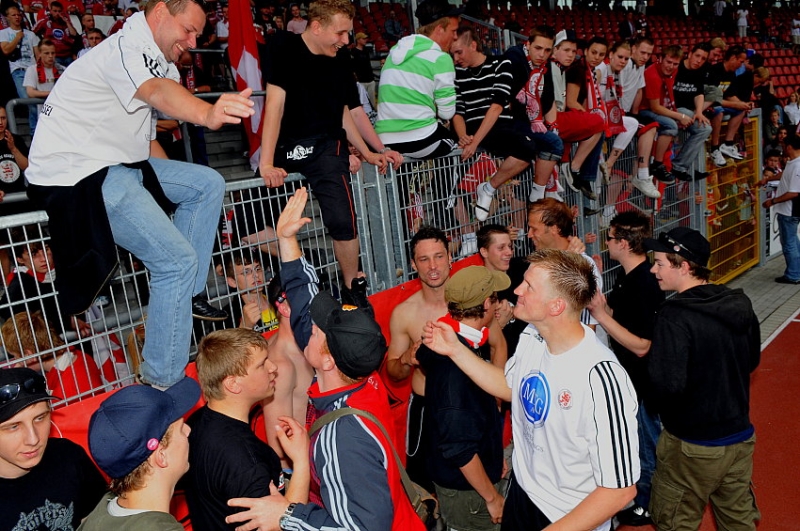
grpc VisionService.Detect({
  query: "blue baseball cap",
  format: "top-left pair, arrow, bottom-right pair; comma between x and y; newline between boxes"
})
89,377 -> 200,478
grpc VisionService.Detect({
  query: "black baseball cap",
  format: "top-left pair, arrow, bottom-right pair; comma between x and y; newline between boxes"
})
644,227 -> 711,267
309,292 -> 387,380
0,368 -> 55,423
88,377 -> 200,479
415,0 -> 464,26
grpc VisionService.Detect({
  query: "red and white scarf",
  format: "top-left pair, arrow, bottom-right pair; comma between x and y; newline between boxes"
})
516,46 -> 549,133
439,314 -> 489,349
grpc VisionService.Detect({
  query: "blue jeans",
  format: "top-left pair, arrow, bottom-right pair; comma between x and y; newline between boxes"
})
638,107 -> 712,173
10,69 -> 38,133
777,213 -> 800,281
635,400 -> 662,509
102,157 -> 225,386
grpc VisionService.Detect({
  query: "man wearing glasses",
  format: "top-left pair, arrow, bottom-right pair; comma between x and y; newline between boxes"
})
0,368 -> 106,530
644,227 -> 760,531
588,211 -> 664,527
25,0 -> 256,389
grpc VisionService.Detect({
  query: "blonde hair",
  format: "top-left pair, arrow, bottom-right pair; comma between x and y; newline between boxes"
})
1,311 -> 63,359
526,249 -> 596,313
109,423 -> 174,494
307,0 -> 354,25
418,16 -> 452,37
196,329 -> 269,401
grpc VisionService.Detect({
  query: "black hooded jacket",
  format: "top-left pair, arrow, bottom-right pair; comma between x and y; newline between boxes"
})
649,284 -> 760,442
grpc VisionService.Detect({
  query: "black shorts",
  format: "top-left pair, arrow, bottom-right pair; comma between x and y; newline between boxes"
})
501,472 -> 552,531
481,120 -> 540,162
387,123 -> 457,159
275,135 -> 356,241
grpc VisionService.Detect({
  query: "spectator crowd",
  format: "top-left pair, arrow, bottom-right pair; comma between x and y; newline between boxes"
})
2,0 -> 796,531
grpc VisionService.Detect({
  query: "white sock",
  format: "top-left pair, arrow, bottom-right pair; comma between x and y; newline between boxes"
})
530,183 -> 545,201
483,181 -> 497,194
637,168 -> 650,180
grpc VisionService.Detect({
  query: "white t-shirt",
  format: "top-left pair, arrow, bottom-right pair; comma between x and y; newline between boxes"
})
0,28 -> 39,73
619,60 -> 646,113
215,19 -> 229,50
737,9 -> 748,26
505,324 -> 639,529
26,12 -> 179,187
775,156 -> 800,218
23,63 -> 64,116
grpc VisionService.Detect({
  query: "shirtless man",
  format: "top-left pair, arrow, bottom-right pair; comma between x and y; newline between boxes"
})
259,271 -> 314,469
385,226 -> 507,489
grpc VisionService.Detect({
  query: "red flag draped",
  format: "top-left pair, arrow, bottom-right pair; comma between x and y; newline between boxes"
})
228,0 -> 264,170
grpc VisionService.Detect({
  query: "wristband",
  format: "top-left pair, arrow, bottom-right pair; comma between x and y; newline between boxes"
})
279,503 -> 297,529
379,147 -> 390,154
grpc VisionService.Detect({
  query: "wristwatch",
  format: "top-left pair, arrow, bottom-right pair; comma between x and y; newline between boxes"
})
279,503 -> 297,529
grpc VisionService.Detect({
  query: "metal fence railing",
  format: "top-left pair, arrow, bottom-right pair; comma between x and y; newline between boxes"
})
0,119 -> 735,407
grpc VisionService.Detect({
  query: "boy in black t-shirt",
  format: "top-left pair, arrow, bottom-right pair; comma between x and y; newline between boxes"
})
705,45 -> 750,164
0,368 -> 107,531
184,328 -> 310,531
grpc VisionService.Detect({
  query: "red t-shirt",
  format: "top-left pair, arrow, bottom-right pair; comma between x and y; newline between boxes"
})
640,63 -> 676,112
47,349 -> 105,405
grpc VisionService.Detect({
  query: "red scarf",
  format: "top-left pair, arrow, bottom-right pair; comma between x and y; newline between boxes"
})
36,60 -> 61,84
438,314 -> 489,349
585,65 -> 609,133
6,266 -> 47,286
516,46 -> 549,133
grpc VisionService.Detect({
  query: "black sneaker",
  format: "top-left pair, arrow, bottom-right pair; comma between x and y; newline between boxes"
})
191,295 -> 228,321
673,169 -> 692,182
573,177 -> 598,201
775,276 -> 800,285
616,504 -> 652,527
652,164 -> 676,183
341,277 -> 371,309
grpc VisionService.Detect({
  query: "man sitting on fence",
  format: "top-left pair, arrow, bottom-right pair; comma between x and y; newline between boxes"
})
25,0 -> 256,389
375,0 -> 461,159
258,0 -> 387,291
638,45 -> 712,183
454,26 -> 563,219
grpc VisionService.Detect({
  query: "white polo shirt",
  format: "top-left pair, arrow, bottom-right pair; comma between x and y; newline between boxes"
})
775,156 -> 800,218
27,12 -> 179,187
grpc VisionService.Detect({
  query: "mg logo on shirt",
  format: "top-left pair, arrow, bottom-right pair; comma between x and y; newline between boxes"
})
520,370 -> 549,426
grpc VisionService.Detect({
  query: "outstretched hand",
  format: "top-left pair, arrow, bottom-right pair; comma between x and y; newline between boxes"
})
276,187 -> 312,240
422,320 -> 461,357
207,87 -> 256,129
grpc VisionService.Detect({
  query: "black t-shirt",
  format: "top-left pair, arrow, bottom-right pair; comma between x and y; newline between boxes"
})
350,46 -> 374,83
674,61 -> 706,110
185,406 -> 283,531
264,31 -> 359,143
0,437 -> 107,531
565,59 -> 589,106
0,133 -> 28,195
706,63 -> 737,95
504,44 -> 555,125
416,335 -> 503,490
498,256 -> 528,357
727,70 -> 754,102
606,260 -> 665,403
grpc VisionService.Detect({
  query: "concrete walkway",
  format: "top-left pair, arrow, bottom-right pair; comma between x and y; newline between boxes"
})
727,255 -> 800,341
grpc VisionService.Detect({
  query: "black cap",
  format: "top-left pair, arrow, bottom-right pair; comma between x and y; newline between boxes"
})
415,0 -> 464,26
644,227 -> 711,267
309,292 -> 386,380
0,368 -> 55,423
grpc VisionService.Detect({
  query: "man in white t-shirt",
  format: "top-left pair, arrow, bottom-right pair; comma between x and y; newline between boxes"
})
423,248 -> 639,531
24,0 -> 255,389
0,5 -> 40,99
763,134 -> 800,284
23,39 -> 63,134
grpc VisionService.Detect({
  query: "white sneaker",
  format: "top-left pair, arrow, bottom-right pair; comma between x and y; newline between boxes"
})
600,207 -> 618,228
545,190 -> 564,201
475,181 -> 494,222
719,143 -> 744,160
710,148 -> 727,167
631,177 -> 661,199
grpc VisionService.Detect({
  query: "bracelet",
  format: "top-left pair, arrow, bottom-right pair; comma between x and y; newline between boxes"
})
279,503 -> 298,529
378,147 -> 390,154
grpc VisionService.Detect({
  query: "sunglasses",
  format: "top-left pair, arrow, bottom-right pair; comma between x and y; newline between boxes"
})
0,376 -> 46,406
